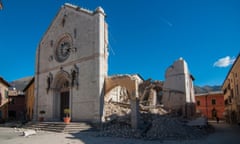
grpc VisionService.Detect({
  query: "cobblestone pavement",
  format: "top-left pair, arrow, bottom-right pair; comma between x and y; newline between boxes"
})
0,121 -> 240,144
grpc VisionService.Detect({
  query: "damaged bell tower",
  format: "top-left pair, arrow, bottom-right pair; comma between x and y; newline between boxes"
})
162,57 -> 196,118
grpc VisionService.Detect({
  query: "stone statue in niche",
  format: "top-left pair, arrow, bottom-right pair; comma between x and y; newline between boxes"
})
71,64 -> 79,87
71,70 -> 76,86
46,72 -> 53,93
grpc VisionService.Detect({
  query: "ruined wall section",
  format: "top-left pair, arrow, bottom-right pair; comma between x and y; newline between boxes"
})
162,58 -> 195,116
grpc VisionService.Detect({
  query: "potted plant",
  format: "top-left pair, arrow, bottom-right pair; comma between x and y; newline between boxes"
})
63,108 -> 71,124
39,110 -> 46,122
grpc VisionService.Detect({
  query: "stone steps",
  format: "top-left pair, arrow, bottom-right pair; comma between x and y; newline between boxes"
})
23,122 -> 96,133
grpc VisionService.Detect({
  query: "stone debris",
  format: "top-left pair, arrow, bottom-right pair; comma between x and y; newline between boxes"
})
100,77 -> 209,140
138,79 -> 163,107
145,115 -> 208,140
99,120 -> 142,139
100,114 -> 209,140
13,127 -> 37,137
102,102 -> 131,122
100,102 -> 210,140
22,129 -> 37,137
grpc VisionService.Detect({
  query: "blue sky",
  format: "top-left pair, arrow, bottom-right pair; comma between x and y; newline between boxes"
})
0,0 -> 239,86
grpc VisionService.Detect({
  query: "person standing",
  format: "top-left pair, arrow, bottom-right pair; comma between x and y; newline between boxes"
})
216,116 -> 219,123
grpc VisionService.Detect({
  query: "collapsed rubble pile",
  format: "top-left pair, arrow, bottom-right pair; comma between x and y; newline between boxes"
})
102,102 -> 131,122
99,102 -> 211,140
100,77 -> 212,140
99,120 -> 142,138
145,115 -> 208,140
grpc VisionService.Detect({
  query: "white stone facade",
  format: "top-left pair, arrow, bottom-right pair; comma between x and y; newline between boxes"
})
162,58 -> 195,116
34,3 -> 108,123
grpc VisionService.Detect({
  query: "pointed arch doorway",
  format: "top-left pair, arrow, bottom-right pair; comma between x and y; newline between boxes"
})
52,70 -> 71,121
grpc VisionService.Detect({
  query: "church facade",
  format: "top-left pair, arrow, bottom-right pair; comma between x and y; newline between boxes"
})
34,3 -> 108,123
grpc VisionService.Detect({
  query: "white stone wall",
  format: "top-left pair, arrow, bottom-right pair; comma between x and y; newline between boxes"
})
35,4 -> 108,122
0,82 -> 8,107
162,58 -> 195,113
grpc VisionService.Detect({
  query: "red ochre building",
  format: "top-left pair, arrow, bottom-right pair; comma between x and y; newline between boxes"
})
195,91 -> 224,120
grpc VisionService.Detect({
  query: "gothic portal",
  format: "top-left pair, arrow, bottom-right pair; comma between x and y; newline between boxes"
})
34,3 -> 108,123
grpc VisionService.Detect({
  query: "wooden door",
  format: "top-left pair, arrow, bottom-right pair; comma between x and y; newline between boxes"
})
60,91 -> 69,119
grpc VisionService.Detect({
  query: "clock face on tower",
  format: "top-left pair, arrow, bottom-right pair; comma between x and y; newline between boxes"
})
55,37 -> 72,62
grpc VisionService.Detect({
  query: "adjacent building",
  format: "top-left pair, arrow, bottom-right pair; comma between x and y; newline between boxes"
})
0,77 -> 10,122
8,89 -> 25,120
23,77 -> 35,121
8,77 -> 32,121
35,3 -> 108,123
222,53 -> 240,124
162,57 -> 195,117
195,91 -> 224,120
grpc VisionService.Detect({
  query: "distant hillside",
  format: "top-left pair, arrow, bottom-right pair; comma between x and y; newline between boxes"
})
194,85 -> 222,94
9,76 -> 33,91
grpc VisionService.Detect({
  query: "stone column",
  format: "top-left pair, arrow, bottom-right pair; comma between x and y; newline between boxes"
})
151,89 -> 157,106
131,97 -> 139,129
130,80 -> 139,129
